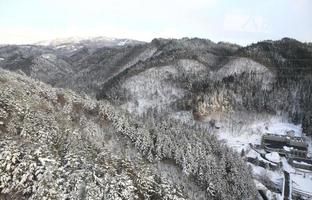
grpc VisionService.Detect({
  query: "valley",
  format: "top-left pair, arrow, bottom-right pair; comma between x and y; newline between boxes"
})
0,37 -> 312,199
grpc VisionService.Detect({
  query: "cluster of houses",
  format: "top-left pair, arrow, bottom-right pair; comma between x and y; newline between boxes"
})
261,133 -> 309,159
260,132 -> 312,199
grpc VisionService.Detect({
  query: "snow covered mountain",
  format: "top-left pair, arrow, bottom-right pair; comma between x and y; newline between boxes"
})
0,36 -> 311,199
36,36 -> 145,53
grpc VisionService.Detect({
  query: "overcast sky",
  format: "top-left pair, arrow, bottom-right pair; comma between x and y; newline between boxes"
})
0,0 -> 311,45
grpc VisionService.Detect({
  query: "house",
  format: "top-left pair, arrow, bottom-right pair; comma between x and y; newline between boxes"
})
288,157 -> 312,171
261,133 -> 308,158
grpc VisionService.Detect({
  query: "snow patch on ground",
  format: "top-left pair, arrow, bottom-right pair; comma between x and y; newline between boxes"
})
246,148 -> 258,159
0,58 -> 4,61
247,148 -> 277,165
174,112 -> 303,153
280,157 -> 312,197
55,45 -> 67,49
250,164 -> 283,186
118,39 -> 129,46
265,152 -> 281,163
283,146 -> 293,152
215,113 -> 292,152
282,158 -> 296,173
265,123 -> 302,137
219,132 -> 261,152
41,54 -> 57,60
292,172 -> 312,195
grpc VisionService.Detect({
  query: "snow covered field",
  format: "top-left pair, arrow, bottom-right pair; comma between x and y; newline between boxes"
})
217,117 -> 304,152
266,152 -> 281,163
292,172 -> 312,196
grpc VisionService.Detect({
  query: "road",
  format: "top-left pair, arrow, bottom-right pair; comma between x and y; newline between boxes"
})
283,171 -> 290,200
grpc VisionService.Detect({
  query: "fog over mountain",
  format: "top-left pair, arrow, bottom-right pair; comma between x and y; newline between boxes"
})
0,36 -> 312,199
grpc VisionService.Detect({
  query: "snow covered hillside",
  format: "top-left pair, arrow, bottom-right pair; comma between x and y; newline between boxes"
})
1,37 -> 312,199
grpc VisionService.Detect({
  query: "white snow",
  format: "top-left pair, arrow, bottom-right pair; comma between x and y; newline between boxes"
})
266,123 -> 302,137
266,190 -> 282,200
250,164 -> 266,175
218,130 -> 262,153
55,45 -> 67,49
213,114 -> 311,197
201,110 -> 311,198
249,163 -> 283,186
246,149 -> 277,166
38,157 -> 56,165
214,114 -> 295,152
283,146 -> 292,152
254,179 -> 266,190
259,154 -> 277,165
265,152 -> 281,163
70,45 -> 78,51
251,122 -> 302,137
281,158 -> 296,173
0,57 -> 4,61
246,148 -> 258,159
36,36 -> 117,46
215,58 -> 275,89
118,40 -> 129,46
41,54 -> 56,60
41,54 -> 51,59
291,172 -> 312,195
293,161 -> 312,166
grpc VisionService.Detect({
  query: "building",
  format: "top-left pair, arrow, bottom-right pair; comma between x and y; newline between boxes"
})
288,157 -> 312,171
261,133 -> 308,158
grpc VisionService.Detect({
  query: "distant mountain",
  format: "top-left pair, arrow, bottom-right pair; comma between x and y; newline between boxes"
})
96,37 -> 312,135
36,36 -> 145,52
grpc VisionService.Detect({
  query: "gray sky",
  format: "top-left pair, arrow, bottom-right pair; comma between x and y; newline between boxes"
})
0,0 -> 311,45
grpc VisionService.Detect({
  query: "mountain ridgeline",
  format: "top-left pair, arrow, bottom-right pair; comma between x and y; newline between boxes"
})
96,38 -> 312,135
0,37 -> 311,199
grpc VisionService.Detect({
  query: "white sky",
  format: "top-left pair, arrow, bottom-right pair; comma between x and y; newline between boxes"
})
0,0 -> 311,45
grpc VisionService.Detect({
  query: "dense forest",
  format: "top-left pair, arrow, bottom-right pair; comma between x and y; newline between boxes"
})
0,37 -> 311,199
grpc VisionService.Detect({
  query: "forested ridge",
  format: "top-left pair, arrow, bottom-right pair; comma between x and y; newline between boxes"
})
0,37 -> 311,199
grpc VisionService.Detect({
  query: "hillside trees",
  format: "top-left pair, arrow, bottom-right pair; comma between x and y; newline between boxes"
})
0,70 -> 188,200
100,101 -> 258,199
